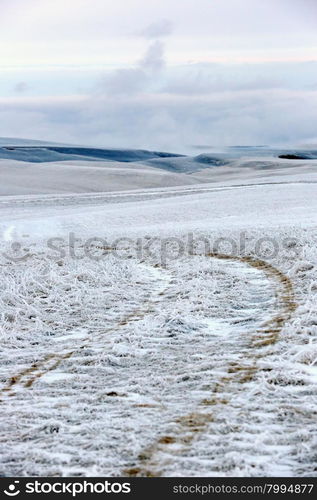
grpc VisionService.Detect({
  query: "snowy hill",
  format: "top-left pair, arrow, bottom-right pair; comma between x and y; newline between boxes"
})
0,138 -> 317,477
1,138 -> 317,196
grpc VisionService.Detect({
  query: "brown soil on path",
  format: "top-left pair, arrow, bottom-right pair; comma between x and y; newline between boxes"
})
124,252 -> 297,477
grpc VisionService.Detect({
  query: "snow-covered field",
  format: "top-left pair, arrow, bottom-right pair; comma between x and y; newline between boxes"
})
0,143 -> 317,476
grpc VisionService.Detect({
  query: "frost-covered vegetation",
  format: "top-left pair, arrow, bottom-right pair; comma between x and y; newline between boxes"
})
0,142 -> 316,476
0,225 -> 316,476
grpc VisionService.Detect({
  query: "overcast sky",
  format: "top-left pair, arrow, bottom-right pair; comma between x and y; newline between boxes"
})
0,0 -> 316,151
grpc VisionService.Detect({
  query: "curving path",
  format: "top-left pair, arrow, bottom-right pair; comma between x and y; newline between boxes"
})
124,253 -> 297,477
0,252 -> 298,476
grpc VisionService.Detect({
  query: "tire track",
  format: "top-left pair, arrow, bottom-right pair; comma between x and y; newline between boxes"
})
0,251 -> 297,475
1,180 -> 316,206
124,252 -> 297,477
0,261 -> 172,399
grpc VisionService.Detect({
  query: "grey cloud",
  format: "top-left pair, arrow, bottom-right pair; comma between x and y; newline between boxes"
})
98,40 -> 166,96
161,62 -> 317,96
14,82 -> 30,93
3,44 -> 317,152
98,68 -> 147,96
163,74 -> 285,95
140,41 -> 165,72
139,19 -> 173,39
1,89 -> 317,152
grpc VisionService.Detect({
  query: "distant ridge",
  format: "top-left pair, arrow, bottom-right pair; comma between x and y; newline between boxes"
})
0,145 -> 184,164
0,137 -> 72,147
1,139 -> 317,175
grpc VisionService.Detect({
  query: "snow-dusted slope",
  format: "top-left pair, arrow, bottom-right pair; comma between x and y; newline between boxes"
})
1,139 -> 317,196
0,159 -> 204,196
0,142 -> 317,477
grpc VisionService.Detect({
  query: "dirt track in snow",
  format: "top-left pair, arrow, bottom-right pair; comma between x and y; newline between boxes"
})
0,252 -> 297,477
124,253 -> 297,477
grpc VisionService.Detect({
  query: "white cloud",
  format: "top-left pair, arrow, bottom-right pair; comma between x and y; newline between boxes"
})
1,0 -> 317,67
1,0 -> 317,150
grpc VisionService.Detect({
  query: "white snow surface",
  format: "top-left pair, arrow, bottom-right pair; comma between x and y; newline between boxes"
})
0,150 -> 317,477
